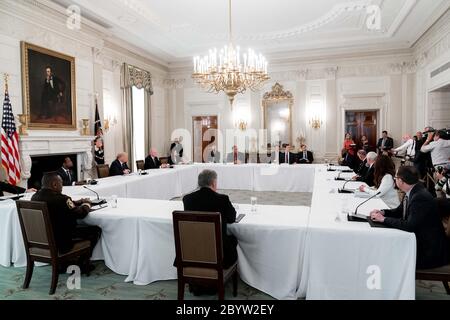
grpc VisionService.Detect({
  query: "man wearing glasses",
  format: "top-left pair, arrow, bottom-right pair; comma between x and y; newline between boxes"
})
370,166 -> 449,269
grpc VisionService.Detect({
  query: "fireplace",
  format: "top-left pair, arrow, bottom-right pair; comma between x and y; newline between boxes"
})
28,154 -> 78,189
19,135 -> 95,189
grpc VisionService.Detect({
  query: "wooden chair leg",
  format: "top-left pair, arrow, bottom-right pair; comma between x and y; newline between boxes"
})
23,260 -> 34,289
443,282 -> 450,295
49,262 -> 59,295
232,270 -> 238,297
178,280 -> 185,301
218,282 -> 225,300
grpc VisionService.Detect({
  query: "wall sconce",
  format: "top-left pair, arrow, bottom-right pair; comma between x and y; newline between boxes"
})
235,119 -> 248,131
104,115 -> 117,133
309,117 -> 323,129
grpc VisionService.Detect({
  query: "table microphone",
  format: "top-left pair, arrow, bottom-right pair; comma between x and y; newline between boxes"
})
335,171 -> 345,181
83,186 -> 106,206
351,191 -> 381,218
338,180 -> 355,193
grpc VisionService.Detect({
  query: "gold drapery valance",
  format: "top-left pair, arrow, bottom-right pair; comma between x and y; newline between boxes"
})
121,63 -> 154,95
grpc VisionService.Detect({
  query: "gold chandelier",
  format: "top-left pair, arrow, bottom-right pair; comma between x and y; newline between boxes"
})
192,0 -> 269,108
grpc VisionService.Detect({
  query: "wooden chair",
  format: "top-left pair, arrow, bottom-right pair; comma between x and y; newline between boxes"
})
96,164 -> 110,178
160,157 -> 169,165
172,211 -> 238,300
16,200 -> 91,295
136,160 -> 145,171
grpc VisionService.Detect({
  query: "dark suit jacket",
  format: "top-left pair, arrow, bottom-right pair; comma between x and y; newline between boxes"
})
357,164 -> 375,187
56,167 -> 75,186
0,181 -> 26,197
354,159 -> 368,176
207,151 -> 221,163
297,151 -> 314,163
377,137 -> 394,152
109,159 -> 130,176
226,152 -> 246,164
182,187 -> 237,268
280,152 -> 296,164
144,156 -> 161,170
383,184 -> 449,269
31,188 -> 90,253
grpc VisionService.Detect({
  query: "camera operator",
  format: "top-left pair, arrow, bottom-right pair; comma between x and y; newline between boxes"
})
435,164 -> 450,199
421,129 -> 450,168
414,129 -> 433,177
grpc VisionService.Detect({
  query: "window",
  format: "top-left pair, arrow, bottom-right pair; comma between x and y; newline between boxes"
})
132,86 -> 145,169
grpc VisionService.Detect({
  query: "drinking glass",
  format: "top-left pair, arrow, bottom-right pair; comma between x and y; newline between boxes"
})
250,197 -> 258,213
111,195 -> 118,208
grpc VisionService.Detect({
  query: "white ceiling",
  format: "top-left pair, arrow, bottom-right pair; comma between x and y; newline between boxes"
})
50,0 -> 450,64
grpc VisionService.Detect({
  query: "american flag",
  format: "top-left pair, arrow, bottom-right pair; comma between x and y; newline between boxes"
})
1,91 -> 20,185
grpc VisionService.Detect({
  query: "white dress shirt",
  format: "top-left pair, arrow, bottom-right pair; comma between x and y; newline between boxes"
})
394,139 -> 416,157
362,174 -> 400,209
421,139 -> 450,166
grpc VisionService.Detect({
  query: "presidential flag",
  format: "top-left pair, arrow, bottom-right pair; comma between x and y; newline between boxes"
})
94,99 -> 103,137
1,90 -> 21,185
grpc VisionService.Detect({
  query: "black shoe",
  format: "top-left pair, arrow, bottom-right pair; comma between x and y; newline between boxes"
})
189,284 -> 217,296
80,263 -> 96,275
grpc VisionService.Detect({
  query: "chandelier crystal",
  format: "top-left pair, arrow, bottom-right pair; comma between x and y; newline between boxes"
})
192,0 -> 269,108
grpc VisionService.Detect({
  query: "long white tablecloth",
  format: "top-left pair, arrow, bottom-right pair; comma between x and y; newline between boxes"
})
84,199 -> 309,300
0,164 -> 417,300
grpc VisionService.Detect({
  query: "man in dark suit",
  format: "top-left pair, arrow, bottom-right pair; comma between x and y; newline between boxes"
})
144,148 -> 163,169
354,151 -> 376,187
56,157 -> 76,186
41,66 -> 66,119
31,173 -> 101,270
280,145 -> 296,165
297,144 -> 314,164
182,169 -> 237,268
109,152 -> 131,176
377,131 -> 394,155
370,166 -> 449,269
353,150 -> 368,177
226,145 -> 245,164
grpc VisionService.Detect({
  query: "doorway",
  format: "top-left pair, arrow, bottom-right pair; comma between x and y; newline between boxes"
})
192,116 -> 218,163
345,111 -> 378,152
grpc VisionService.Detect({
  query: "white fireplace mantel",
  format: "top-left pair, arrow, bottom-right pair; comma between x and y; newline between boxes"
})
19,135 -> 96,184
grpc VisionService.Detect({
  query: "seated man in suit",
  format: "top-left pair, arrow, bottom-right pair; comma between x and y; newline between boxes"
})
207,145 -> 221,163
31,172 -> 101,271
144,148 -> 168,169
280,144 -> 296,165
0,181 -> 35,197
370,166 -> 449,269
353,151 -> 376,187
109,152 -> 131,176
352,150 -> 368,178
226,145 -> 245,164
377,130 -> 394,155
181,170 -> 237,295
297,144 -> 314,164
56,157 -> 76,186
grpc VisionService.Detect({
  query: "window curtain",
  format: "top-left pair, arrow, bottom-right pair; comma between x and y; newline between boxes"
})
120,63 -> 154,170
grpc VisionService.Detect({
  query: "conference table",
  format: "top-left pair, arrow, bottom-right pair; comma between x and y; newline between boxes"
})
0,163 -> 417,300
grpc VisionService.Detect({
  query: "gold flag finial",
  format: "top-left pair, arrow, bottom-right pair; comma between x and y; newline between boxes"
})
3,73 -> 9,93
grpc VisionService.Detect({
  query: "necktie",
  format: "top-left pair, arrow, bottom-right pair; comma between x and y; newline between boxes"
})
304,151 -> 307,160
66,169 -> 71,183
402,195 -> 409,219
286,153 -> 288,163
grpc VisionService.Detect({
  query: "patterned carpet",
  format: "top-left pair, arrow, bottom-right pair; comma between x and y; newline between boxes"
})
1,190 -> 448,300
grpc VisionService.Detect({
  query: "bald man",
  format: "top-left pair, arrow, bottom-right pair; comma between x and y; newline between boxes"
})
109,152 -> 131,176
145,148 -> 164,169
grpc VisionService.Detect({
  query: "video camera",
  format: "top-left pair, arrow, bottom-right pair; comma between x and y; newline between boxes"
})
435,164 -> 450,193
423,128 -> 450,141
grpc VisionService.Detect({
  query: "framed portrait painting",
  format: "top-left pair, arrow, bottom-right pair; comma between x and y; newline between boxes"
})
21,42 -> 76,129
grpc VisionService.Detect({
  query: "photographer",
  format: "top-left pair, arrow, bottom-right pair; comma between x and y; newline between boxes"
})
435,164 -> 450,199
393,134 -> 416,164
421,129 -> 450,168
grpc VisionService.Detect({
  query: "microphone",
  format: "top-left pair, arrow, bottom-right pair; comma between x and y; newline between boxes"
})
338,180 -> 355,193
350,191 -> 381,219
335,171 -> 345,181
83,186 -> 106,206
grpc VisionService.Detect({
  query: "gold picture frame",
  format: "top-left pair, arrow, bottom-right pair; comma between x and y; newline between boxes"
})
21,42 -> 77,130
262,83 -> 294,146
